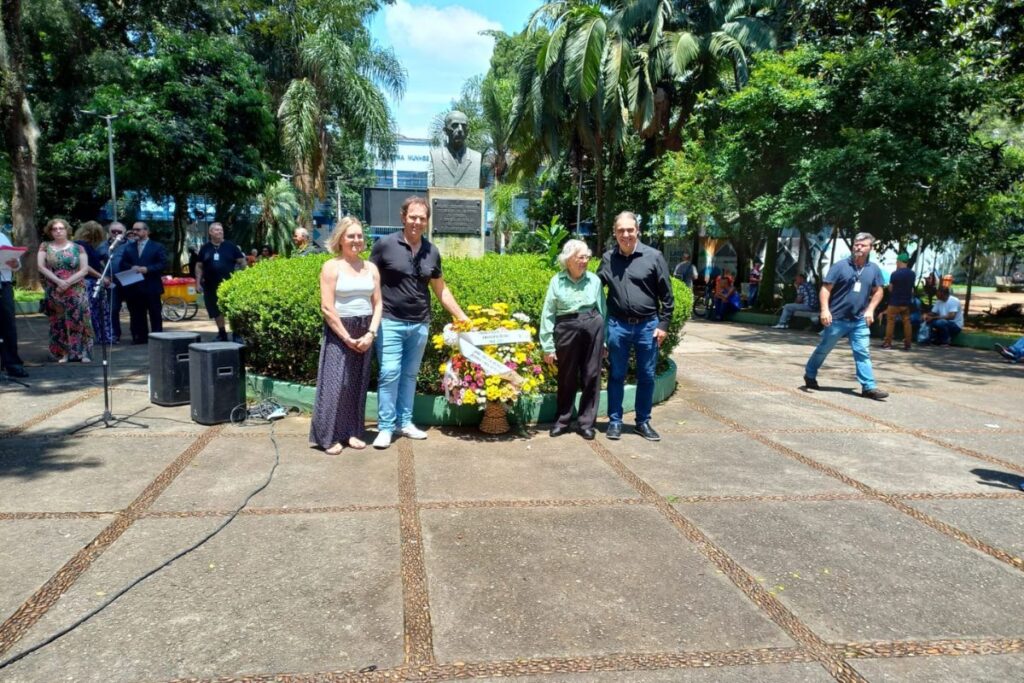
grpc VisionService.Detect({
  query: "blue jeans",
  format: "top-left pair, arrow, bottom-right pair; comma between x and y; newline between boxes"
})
1009,337 -> 1024,361
930,319 -> 961,345
804,318 -> 877,391
606,317 -> 659,426
375,319 -> 428,432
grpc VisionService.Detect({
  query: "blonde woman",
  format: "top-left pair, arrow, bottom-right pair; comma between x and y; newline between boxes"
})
309,217 -> 383,454
37,218 -> 93,362
73,220 -> 110,346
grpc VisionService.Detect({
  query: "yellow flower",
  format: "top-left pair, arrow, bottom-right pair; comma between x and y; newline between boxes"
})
486,385 -> 500,401
463,390 -> 478,405
515,351 -> 527,363
467,304 -> 482,312
439,363 -> 447,373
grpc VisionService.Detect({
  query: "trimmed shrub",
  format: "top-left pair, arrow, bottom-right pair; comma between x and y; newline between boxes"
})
218,252 -> 693,388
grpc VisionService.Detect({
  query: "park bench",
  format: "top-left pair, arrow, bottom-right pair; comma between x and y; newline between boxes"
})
792,310 -> 822,329
995,275 -> 1024,293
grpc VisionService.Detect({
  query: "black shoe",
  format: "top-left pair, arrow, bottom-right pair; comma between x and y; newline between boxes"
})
216,331 -> 229,342
635,422 -> 661,441
606,422 -> 622,440
862,388 -> 889,400
6,365 -> 28,378
803,375 -> 819,390
549,424 -> 569,437
578,427 -> 595,440
995,344 -> 1016,361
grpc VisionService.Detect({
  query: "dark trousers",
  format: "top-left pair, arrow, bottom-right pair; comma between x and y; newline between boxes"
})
552,309 -> 604,430
0,282 -> 24,368
110,285 -> 123,341
125,287 -> 162,342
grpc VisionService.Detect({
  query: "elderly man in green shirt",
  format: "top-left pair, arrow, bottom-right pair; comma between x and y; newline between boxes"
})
539,239 -> 607,440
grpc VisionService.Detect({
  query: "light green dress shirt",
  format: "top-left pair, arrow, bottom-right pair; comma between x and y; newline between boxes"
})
539,270 -> 607,353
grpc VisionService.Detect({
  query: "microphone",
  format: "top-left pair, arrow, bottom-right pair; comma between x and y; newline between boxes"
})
110,233 -> 125,245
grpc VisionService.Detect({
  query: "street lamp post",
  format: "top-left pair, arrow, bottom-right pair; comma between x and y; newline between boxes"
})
80,110 -> 120,221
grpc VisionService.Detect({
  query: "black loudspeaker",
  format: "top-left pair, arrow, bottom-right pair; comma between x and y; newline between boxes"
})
189,342 -> 246,425
149,332 -> 202,406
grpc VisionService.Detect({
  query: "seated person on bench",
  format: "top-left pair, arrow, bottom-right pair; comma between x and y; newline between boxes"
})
923,286 -> 963,346
710,271 -> 741,321
772,273 -> 818,329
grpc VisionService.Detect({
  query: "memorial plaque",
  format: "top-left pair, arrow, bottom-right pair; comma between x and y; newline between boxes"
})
432,198 -> 482,235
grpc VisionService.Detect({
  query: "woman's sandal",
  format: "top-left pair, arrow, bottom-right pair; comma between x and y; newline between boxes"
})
57,356 -> 68,364
347,437 -> 366,450
325,443 -> 344,455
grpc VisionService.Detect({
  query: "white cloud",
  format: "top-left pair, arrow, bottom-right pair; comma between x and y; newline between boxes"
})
383,0 -> 501,68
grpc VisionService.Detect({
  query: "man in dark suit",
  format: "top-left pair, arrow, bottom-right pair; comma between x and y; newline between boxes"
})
120,221 -> 167,344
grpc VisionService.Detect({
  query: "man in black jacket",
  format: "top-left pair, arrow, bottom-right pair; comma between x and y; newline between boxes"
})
120,222 -> 168,344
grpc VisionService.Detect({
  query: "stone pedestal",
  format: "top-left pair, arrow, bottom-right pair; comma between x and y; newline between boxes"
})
428,187 -> 485,258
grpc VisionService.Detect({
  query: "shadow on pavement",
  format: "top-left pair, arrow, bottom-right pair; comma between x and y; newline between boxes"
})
0,426 -> 104,481
971,468 -> 1024,491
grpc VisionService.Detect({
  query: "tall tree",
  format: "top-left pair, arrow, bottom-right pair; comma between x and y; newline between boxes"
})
1,0 -> 40,286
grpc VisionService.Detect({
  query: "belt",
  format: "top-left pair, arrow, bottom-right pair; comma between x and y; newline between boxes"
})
613,314 -> 655,325
556,308 -> 598,322
0,281 -> 11,287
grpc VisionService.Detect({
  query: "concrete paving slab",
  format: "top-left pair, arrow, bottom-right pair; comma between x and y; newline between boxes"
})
414,434 -> 638,502
684,500 -> 1024,642
421,505 -> 795,662
0,518 -> 112,619
767,431 -> 1005,494
18,388 -> 207,437
612,432 -> 849,498
853,653 -> 1024,682
150,434 -> 399,511
906,499 -> 1024,559
222,414 -> 317,438
823,392 -> 1020,431
511,662 -> 834,682
929,430 -> 1024,469
3,513 -> 403,682
696,391 -> 882,432
0,436 -> 185,512
0,385 -> 95,431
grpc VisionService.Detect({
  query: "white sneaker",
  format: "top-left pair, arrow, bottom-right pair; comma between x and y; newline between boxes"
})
399,424 -> 428,440
372,431 -> 393,449
772,323 -> 788,329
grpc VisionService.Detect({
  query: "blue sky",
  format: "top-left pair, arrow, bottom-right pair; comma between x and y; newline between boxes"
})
369,0 -> 540,138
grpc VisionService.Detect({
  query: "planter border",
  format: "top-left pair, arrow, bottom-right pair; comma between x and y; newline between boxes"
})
729,310 -> 1019,348
247,358 -> 678,427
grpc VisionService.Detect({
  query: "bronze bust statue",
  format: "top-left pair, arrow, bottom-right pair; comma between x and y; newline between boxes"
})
430,110 -> 482,189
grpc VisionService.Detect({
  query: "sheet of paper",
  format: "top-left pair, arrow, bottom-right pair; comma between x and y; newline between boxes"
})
115,269 -> 144,286
0,246 -> 25,273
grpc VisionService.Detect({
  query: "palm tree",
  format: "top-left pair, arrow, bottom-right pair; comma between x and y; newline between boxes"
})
253,177 -> 301,254
276,10 -> 405,221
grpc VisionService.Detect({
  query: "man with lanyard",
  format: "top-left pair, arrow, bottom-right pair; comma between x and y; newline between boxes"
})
97,222 -> 128,343
195,222 -> 246,342
369,196 -> 467,449
804,232 -> 888,399
0,230 -> 28,377
598,211 -> 675,441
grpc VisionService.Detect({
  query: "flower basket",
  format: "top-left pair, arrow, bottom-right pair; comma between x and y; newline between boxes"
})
434,303 -> 553,434
479,400 -> 510,434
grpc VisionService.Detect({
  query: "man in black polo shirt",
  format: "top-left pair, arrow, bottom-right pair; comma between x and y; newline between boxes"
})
598,211 -> 674,441
804,232 -> 888,399
369,196 -> 467,449
195,222 -> 246,341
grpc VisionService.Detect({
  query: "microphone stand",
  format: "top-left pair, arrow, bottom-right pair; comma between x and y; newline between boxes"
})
71,235 -> 148,433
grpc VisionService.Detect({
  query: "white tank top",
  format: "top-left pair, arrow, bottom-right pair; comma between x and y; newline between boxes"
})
334,269 -> 374,317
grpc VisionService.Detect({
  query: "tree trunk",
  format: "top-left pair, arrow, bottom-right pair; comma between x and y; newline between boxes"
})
1,0 -> 40,288
758,230 -> 779,310
172,193 -> 189,275
963,239 -> 977,319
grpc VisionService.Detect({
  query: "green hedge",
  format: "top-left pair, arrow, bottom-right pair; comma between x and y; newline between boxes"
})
219,252 -> 693,389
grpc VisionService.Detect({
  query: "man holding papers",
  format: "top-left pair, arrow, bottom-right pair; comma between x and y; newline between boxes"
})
119,221 -> 167,344
0,231 -> 27,377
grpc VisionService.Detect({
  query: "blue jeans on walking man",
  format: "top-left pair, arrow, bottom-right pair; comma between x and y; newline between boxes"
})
606,317 -> 659,427
804,318 -> 878,391
375,319 -> 429,433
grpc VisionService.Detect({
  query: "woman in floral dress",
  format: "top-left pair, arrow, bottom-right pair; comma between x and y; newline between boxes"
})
36,218 -> 93,363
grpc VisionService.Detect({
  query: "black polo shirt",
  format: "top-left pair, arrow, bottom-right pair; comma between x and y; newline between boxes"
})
198,240 -> 244,286
370,231 -> 443,323
597,241 -> 675,331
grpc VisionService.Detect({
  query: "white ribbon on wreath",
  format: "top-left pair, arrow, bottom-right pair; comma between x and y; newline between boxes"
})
442,326 -> 532,402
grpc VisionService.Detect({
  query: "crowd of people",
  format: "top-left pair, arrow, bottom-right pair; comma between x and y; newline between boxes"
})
308,198 -> 675,454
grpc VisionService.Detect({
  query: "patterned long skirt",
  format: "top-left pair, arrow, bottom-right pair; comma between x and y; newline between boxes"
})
84,277 -> 112,346
45,281 -> 93,360
309,316 -> 373,449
